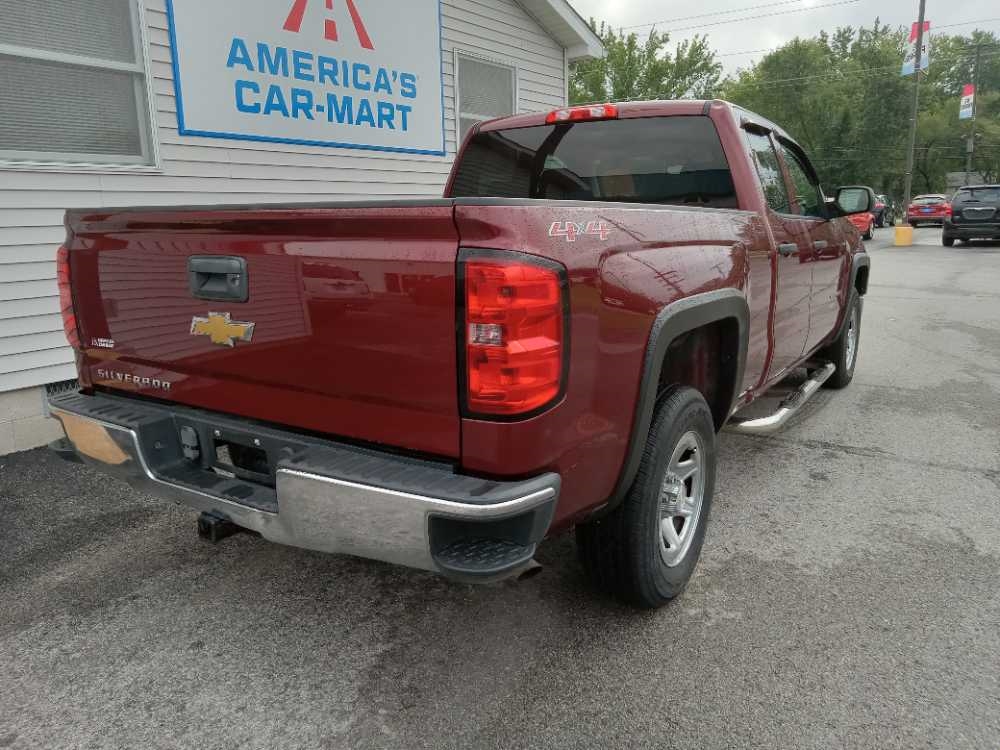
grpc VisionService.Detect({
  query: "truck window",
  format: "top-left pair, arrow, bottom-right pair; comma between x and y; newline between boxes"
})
778,143 -> 824,218
449,116 -> 737,208
743,130 -> 790,214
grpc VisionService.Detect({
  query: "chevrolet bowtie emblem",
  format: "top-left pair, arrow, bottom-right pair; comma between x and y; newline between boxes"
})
190,312 -> 255,347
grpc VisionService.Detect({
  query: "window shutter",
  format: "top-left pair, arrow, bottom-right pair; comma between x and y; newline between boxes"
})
0,0 -> 152,165
0,0 -> 138,64
457,54 -> 515,141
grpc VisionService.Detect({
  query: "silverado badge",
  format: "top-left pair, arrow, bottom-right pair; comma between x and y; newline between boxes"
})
190,312 -> 255,347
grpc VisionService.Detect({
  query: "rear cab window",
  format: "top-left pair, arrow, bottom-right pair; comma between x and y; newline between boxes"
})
448,116 -> 738,208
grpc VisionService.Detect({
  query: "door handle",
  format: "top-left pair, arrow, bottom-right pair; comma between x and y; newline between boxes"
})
777,243 -> 798,257
188,256 -> 249,302
813,240 -> 829,250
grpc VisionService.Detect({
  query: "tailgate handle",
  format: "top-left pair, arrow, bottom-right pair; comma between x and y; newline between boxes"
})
188,256 -> 249,302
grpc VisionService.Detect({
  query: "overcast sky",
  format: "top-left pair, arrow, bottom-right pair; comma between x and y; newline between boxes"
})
566,0 -> 998,73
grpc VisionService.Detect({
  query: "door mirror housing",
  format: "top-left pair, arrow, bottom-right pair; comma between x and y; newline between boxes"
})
833,186 -> 874,216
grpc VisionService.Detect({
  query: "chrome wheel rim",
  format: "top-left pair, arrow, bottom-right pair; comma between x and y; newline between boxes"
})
845,306 -> 859,371
657,431 -> 706,567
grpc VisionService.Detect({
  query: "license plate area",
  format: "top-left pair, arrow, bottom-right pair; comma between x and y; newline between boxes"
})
213,439 -> 273,486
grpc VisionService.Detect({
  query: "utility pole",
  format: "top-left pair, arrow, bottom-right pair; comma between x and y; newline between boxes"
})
965,44 -> 982,185
902,0 -> 927,209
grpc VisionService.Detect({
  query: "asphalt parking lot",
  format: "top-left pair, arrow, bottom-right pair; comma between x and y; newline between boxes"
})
2,227 -> 998,749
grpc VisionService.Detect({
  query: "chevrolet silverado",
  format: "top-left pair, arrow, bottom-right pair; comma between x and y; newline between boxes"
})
50,100 -> 871,608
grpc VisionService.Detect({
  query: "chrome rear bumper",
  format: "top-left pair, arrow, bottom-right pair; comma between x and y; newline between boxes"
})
49,392 -> 558,580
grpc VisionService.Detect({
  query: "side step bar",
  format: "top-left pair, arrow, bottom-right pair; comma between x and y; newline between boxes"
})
726,362 -> 836,435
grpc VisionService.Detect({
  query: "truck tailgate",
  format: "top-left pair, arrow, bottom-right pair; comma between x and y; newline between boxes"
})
65,202 -> 461,458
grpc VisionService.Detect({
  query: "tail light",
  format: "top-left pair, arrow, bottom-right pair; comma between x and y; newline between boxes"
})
545,104 -> 618,124
462,252 -> 567,417
56,246 -> 80,348
944,204 -> 953,215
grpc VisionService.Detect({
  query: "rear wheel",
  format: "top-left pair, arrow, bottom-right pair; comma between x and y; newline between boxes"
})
943,235 -> 955,247
576,387 -> 716,609
863,221 -> 874,241
822,291 -> 862,389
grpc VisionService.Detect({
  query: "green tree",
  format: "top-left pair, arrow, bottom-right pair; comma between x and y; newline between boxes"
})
570,21 -> 722,104
720,24 -> 1000,195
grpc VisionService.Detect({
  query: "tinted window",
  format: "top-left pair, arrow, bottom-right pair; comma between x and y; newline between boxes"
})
743,130 -> 790,213
779,143 -> 824,218
954,187 -> 1000,202
449,116 -> 737,208
914,195 -> 947,204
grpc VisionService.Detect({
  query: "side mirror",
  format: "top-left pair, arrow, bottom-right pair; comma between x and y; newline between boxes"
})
834,187 -> 873,215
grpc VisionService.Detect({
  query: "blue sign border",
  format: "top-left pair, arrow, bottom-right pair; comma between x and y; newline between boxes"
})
164,0 -> 448,157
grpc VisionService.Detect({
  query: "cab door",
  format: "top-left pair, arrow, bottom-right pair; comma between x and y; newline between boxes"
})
742,127 -> 811,382
776,139 -> 848,355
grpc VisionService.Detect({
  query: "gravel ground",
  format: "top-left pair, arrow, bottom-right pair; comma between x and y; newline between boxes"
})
1,228 -> 998,749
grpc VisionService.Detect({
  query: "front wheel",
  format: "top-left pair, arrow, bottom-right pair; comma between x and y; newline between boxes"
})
576,387 -> 716,609
822,291 -> 862,389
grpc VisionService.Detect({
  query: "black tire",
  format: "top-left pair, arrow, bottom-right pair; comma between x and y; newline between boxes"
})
863,222 -> 873,241
576,387 -> 716,609
822,291 -> 862,389
909,221 -> 918,228
943,235 -> 955,247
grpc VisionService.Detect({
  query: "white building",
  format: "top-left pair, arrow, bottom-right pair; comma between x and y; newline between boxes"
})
0,0 -> 602,454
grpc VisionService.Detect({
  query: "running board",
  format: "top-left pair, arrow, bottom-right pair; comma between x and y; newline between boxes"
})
726,362 -> 836,435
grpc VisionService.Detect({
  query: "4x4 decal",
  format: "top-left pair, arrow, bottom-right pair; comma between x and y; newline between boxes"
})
548,221 -> 611,242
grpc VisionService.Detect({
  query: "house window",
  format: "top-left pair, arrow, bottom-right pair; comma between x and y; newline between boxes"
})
0,0 -> 155,166
456,52 -> 516,142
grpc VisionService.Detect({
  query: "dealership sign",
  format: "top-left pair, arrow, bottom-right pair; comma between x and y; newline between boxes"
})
165,0 -> 446,155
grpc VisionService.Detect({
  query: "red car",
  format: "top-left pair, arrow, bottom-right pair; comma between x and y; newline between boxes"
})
49,100 -> 872,608
847,210 -> 875,240
907,194 -> 951,226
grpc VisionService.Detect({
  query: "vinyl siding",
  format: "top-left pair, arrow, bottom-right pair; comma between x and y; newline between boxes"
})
0,0 -> 566,394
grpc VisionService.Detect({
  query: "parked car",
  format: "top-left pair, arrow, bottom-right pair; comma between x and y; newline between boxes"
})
907,194 -> 950,226
847,210 -> 875,239
943,185 -> 1000,246
873,194 -> 894,227
49,100 -> 871,609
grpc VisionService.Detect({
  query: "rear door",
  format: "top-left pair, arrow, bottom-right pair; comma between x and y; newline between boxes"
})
776,139 -> 847,353
67,203 -> 462,458
743,128 -> 811,381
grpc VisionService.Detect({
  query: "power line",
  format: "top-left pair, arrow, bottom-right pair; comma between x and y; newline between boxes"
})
935,18 -> 1000,31
657,0 -> 863,34
717,20 -> 999,59
619,0 -> 837,30
727,48 -> 1000,88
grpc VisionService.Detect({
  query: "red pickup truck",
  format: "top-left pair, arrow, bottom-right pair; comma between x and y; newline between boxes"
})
50,100 -> 871,608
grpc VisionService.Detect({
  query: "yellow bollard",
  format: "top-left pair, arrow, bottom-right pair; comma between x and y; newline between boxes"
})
894,224 -> 914,246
